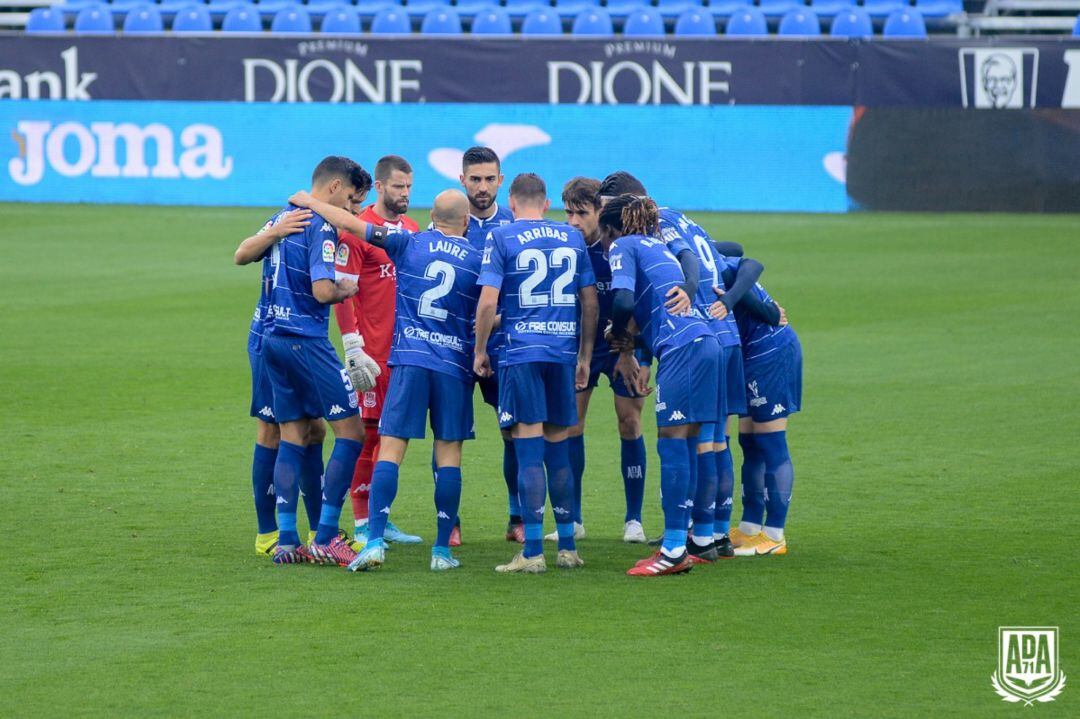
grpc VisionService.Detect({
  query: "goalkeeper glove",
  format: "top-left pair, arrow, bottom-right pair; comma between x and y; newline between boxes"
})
342,333 -> 380,393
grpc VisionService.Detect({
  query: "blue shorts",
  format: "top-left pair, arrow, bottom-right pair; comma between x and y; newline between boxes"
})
579,352 -> 636,398
655,335 -> 721,427
742,338 -> 803,423
497,362 -> 577,429
248,346 -> 276,422
722,344 -> 748,416
477,352 -> 500,408
261,334 -> 359,423
380,366 -> 475,441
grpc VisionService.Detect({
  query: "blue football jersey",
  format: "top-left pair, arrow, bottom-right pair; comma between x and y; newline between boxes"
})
659,208 -> 740,348
609,234 -> 713,360
263,205 -> 340,340
383,229 -> 482,382
585,239 -> 614,362
466,204 -> 515,360
478,219 -> 596,367
723,257 -> 795,363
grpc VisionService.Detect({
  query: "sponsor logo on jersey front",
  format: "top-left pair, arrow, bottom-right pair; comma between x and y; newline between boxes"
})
512,320 -> 578,336
403,325 -> 465,352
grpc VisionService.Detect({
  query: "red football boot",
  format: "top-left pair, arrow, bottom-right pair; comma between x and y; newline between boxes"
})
627,550 -> 693,576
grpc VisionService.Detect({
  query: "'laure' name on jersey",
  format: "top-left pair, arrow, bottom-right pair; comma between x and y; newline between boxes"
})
429,238 -> 470,260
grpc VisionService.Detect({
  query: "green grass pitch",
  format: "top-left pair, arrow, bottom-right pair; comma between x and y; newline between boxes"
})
1,204 -> 1077,716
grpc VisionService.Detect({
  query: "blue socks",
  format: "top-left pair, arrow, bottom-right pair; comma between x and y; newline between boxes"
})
691,449 -> 718,543
714,443 -> 735,535
621,436 -> 646,523
313,437 -> 363,545
545,439 -> 576,551
567,434 -> 585,525
300,442 -> 324,535
515,436 -> 547,558
657,437 -> 690,555
366,459 -> 400,543
434,466 -> 462,549
252,443 -> 278,534
503,437 -> 521,521
758,431 -> 794,532
738,433 -> 766,526
273,441 -> 305,547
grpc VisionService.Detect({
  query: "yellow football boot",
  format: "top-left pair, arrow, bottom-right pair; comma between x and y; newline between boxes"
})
733,532 -> 788,557
255,530 -> 279,557
729,527 -> 756,548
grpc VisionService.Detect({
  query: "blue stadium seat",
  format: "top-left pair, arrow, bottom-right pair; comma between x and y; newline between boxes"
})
271,6 -> 312,31
605,0 -> 645,19
882,7 -> 926,36
1074,13 -> 1080,35
810,0 -> 852,17
778,8 -> 819,34
258,0 -> 301,18
572,7 -> 613,34
207,0 -> 242,16
705,0 -> 749,18
25,7 -> 66,32
123,3 -> 163,31
74,4 -> 114,32
724,5 -> 765,34
109,0 -> 145,15
320,7 -> 361,31
830,6 -> 870,35
171,4 -> 213,31
58,0 -> 99,13
221,3 -> 262,29
158,0 -> 204,16
355,0 -> 399,19
914,0 -> 961,17
421,7 -> 461,31
404,0 -> 449,20
758,0 -> 800,18
674,7 -> 714,33
470,5 -> 511,32
862,0 -> 905,18
521,8 -> 562,33
505,0 -> 545,18
306,0 -> 351,17
656,0 -> 702,19
555,0 -> 599,19
623,6 -> 664,33
370,6 -> 411,31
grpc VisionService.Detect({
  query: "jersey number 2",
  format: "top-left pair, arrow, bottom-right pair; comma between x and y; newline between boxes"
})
418,260 -> 455,320
517,247 -> 577,307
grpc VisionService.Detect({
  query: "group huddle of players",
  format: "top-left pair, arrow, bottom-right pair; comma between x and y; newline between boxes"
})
234,147 -> 802,576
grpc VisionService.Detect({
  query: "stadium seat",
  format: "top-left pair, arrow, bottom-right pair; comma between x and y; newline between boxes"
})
862,0 -> 905,18
354,0 -> 399,19
505,0 -> 545,18
1074,13 -> 1080,36
521,8 -> 562,33
724,5 -> 765,34
123,3 -> 163,31
271,6 -> 312,31
109,0 -> 145,15
758,0 -> 800,18
57,0 -> 99,12
171,4 -> 213,31
555,0 -> 599,19
914,0 -> 961,17
778,8 -> 820,34
623,6 -> 664,33
810,0 -> 852,18
605,0 -> 645,19
370,7 -> 411,31
320,7 -> 361,32
404,0 -> 449,20
882,7 -> 926,36
258,0 -> 301,17
206,0 -> 242,16
656,0 -> 702,19
829,6 -> 871,36
470,5 -> 512,32
74,4 -> 114,32
221,3 -> 262,30
572,7 -> 613,34
704,0 -> 748,17
25,7 -> 66,32
421,7 -> 461,31
674,7 -> 715,33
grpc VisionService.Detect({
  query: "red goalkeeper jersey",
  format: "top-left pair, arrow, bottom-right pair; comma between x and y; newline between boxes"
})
333,206 -> 419,364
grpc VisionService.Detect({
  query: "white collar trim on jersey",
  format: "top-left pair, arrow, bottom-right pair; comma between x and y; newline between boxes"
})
470,202 -> 502,224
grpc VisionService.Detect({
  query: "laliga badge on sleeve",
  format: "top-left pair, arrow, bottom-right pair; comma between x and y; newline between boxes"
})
991,627 -> 1066,705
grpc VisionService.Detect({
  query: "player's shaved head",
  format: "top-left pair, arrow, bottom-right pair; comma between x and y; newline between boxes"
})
509,173 -> 547,207
375,155 -> 413,183
599,171 -> 647,202
430,190 -> 470,237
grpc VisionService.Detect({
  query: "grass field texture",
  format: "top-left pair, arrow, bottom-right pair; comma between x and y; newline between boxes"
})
1,204 -> 1077,717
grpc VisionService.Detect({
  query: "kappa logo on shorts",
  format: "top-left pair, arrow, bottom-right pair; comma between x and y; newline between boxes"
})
771,404 -> 785,416
668,410 -> 686,421
500,411 -> 513,423
329,404 -> 346,416
258,406 -> 274,418
363,391 -> 377,408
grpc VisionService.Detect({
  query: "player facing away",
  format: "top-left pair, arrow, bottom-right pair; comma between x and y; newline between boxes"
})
257,156 -> 371,566
474,173 -> 599,574
711,249 -> 801,556
458,147 -> 521,543
290,190 -> 482,572
234,207 -> 331,557
333,155 -> 423,547
601,195 -> 720,577
558,177 -> 651,544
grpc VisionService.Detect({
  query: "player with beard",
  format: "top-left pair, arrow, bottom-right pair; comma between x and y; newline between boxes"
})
458,147 -> 520,543
334,155 -> 422,547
